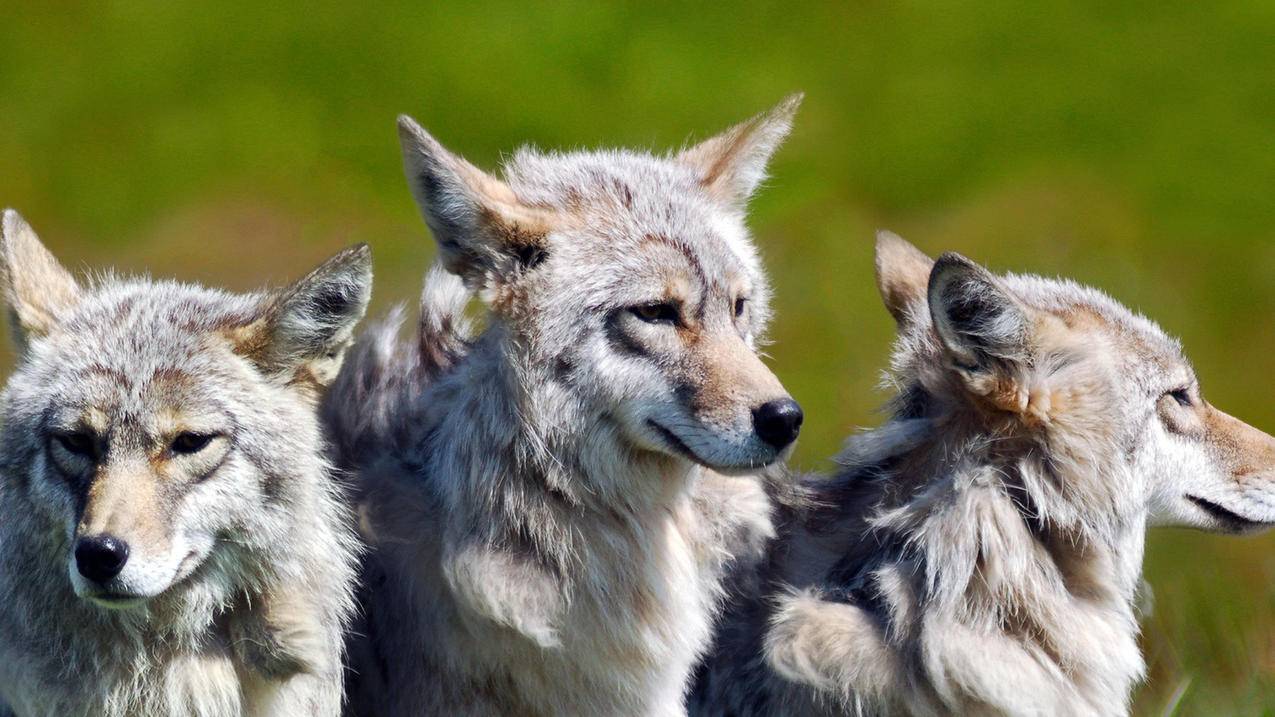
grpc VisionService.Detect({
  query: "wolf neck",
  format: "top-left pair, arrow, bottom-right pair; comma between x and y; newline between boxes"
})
873,414 -> 1147,600
419,329 -> 717,707
861,412 -> 1149,699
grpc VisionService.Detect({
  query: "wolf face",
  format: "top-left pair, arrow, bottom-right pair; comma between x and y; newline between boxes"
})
877,231 -> 1275,535
396,96 -> 804,475
0,210 -> 372,609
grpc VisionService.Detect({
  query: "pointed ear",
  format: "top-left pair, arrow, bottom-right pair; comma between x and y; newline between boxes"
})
677,93 -> 802,207
397,116 -> 558,287
230,244 -> 373,390
875,231 -> 933,326
927,253 -> 1031,372
0,209 -> 80,346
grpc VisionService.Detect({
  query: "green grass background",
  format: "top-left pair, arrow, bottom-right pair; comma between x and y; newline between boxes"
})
1,2 -> 1272,712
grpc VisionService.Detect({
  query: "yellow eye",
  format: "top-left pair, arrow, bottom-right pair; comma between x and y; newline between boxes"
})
630,302 -> 680,325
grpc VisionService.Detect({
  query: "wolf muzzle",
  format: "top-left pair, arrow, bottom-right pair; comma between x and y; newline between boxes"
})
753,398 -> 804,449
75,534 -> 130,584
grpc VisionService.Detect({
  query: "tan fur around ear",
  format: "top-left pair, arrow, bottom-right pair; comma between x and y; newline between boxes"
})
677,93 -> 802,206
874,230 -> 933,326
225,244 -> 372,394
0,210 -> 80,342
396,116 -> 559,283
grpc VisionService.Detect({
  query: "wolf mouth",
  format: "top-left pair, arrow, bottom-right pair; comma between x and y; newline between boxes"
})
1186,494 -> 1269,529
646,419 -> 774,473
647,419 -> 700,463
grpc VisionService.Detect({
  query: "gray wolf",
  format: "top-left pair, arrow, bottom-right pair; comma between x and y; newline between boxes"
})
0,210 -> 372,716
330,96 -> 804,715
691,232 -> 1275,716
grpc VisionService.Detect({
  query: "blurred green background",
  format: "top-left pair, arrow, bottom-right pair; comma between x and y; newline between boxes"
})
1,2 -> 1272,712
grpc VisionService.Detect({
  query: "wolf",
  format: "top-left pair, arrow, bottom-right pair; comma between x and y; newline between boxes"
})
328,96 -> 805,716
691,232 -> 1275,716
0,210 -> 372,717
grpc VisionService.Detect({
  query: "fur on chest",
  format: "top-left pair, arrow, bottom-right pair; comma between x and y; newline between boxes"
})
422,493 -> 728,713
2,635 -> 247,717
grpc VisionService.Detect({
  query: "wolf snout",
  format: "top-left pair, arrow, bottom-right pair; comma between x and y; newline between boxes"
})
753,398 -> 803,449
74,534 -> 130,584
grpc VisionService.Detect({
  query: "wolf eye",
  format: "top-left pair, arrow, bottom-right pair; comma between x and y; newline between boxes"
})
734,297 -> 747,318
629,302 -> 680,325
171,432 -> 216,455
1167,387 -> 1194,407
54,432 -> 96,459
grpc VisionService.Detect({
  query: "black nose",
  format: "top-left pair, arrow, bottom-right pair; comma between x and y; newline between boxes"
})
75,535 -> 130,584
752,398 -> 804,449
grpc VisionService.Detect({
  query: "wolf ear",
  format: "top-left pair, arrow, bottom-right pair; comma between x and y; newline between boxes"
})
232,244 -> 373,390
0,210 -> 81,347
927,253 -> 1031,374
397,116 -> 558,288
677,93 -> 802,207
875,231 -> 934,326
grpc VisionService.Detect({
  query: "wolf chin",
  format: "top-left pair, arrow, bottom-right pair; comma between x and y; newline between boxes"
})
330,96 -> 805,715
692,232 -> 1275,716
0,210 -> 371,717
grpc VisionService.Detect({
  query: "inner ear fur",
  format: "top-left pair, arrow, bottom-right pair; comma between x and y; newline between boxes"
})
676,93 -> 802,208
927,252 -> 1031,370
397,116 -> 558,288
0,209 -> 81,347
926,252 -> 1057,420
228,244 -> 373,390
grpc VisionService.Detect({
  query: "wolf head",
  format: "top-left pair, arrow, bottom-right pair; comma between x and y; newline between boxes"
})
0,210 -> 371,608
875,231 -> 1275,534
395,97 -> 804,474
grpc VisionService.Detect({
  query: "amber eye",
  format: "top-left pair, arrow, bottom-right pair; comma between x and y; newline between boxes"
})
171,432 -> 215,455
55,432 -> 96,458
629,302 -> 680,325
734,297 -> 747,318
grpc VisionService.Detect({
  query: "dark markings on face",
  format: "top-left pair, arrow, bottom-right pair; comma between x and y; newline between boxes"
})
50,440 -> 94,515
641,233 -> 711,321
673,380 -> 714,416
604,312 -> 653,360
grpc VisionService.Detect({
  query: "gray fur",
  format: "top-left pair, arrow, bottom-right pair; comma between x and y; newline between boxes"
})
0,210 -> 371,716
333,97 -> 803,715
693,232 -> 1275,716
